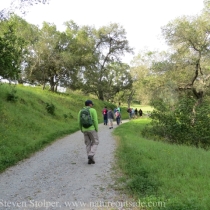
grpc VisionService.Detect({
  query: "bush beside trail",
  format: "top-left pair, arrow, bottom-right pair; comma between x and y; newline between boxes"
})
142,97 -> 210,149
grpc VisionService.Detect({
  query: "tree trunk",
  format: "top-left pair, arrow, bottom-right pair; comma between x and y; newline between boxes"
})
127,90 -> 135,108
98,90 -> 104,101
50,76 -> 55,92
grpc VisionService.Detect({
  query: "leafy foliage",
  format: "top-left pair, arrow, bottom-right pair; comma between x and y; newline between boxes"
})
78,23 -> 134,100
6,88 -> 18,102
45,102 -> 55,115
0,22 -> 26,80
142,97 -> 210,149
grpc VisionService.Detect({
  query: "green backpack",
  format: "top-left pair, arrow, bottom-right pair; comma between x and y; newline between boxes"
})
80,107 -> 93,128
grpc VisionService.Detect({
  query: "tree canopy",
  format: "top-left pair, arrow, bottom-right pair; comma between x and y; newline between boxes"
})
0,14 -> 134,100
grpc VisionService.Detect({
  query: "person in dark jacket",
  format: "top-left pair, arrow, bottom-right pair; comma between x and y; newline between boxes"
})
139,109 -> 143,117
134,108 -> 138,118
102,106 -> 108,125
107,108 -> 114,129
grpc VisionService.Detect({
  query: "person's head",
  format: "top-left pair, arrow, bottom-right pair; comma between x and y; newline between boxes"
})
85,100 -> 94,107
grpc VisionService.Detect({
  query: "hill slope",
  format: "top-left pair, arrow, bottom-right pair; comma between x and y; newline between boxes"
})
0,84 -> 119,172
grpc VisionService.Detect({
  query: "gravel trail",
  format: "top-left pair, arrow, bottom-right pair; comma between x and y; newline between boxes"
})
0,122 -> 129,210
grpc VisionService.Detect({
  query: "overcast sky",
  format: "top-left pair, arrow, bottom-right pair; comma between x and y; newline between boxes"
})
1,0 -> 205,63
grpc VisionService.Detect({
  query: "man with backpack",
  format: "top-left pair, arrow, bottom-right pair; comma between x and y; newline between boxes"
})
78,100 -> 99,164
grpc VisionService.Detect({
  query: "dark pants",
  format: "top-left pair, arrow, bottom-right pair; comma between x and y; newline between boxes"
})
116,117 -> 121,125
103,115 -> 107,125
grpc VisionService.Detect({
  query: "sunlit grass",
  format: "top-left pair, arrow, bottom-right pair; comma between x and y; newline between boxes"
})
113,119 -> 210,210
0,84 -> 121,172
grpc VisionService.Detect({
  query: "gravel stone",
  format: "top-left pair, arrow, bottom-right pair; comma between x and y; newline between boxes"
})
0,122 -> 130,210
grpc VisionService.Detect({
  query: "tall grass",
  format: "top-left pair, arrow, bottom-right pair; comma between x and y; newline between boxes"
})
0,84 -> 125,173
113,119 -> 210,210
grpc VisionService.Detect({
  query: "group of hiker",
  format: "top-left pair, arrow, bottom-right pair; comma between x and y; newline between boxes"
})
78,99 -> 144,165
102,106 -> 122,129
127,107 -> 143,119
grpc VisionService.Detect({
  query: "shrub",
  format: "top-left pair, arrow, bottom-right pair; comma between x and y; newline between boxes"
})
142,97 -> 210,149
45,102 -> 55,115
6,89 -> 18,102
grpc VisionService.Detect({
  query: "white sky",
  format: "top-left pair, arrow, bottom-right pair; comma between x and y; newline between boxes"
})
0,0 -> 204,63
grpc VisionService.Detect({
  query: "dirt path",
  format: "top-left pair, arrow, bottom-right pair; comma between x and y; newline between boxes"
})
0,122 -> 129,210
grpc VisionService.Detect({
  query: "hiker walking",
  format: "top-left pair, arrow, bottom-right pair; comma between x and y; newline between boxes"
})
117,106 -> 122,123
78,100 -> 99,164
107,108 -> 114,129
102,106 -> 108,125
139,109 -> 143,117
131,108 -> 135,119
134,108 -> 138,118
127,107 -> 132,119
115,108 -> 121,125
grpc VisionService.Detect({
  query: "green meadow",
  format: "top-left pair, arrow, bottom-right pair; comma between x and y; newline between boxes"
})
1,84 -> 209,210
113,119 -> 210,210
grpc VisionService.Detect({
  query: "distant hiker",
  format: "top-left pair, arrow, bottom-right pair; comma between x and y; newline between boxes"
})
114,107 -> 117,113
117,106 -> 122,123
139,109 -> 143,117
102,106 -> 108,125
78,100 -> 99,164
115,108 -> 121,125
127,107 -> 132,119
131,108 -> 135,119
107,108 -> 114,129
134,108 -> 138,118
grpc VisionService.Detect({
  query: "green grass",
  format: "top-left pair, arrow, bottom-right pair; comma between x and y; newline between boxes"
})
3,83 -> 209,209
132,105 -> 153,114
0,83 -> 128,173
113,119 -> 210,210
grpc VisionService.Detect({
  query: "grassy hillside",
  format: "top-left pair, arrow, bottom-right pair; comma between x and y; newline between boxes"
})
113,119 -> 210,210
0,83 -> 126,173
2,83 -> 209,209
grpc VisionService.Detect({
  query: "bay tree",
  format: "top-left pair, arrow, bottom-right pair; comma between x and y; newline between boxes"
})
0,18 -> 26,81
24,22 -> 65,91
143,11 -> 210,147
62,22 -> 96,90
161,14 -> 210,103
24,21 -> 95,91
80,23 -> 133,101
101,62 -> 132,101
128,50 -> 170,105
0,0 -> 50,81
0,15 -> 39,83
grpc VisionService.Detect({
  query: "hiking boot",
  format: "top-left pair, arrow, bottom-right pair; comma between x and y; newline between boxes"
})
88,155 -> 95,164
88,158 -> 92,164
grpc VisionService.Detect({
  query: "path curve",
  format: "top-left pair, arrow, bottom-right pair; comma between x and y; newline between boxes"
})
0,121 -> 129,210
